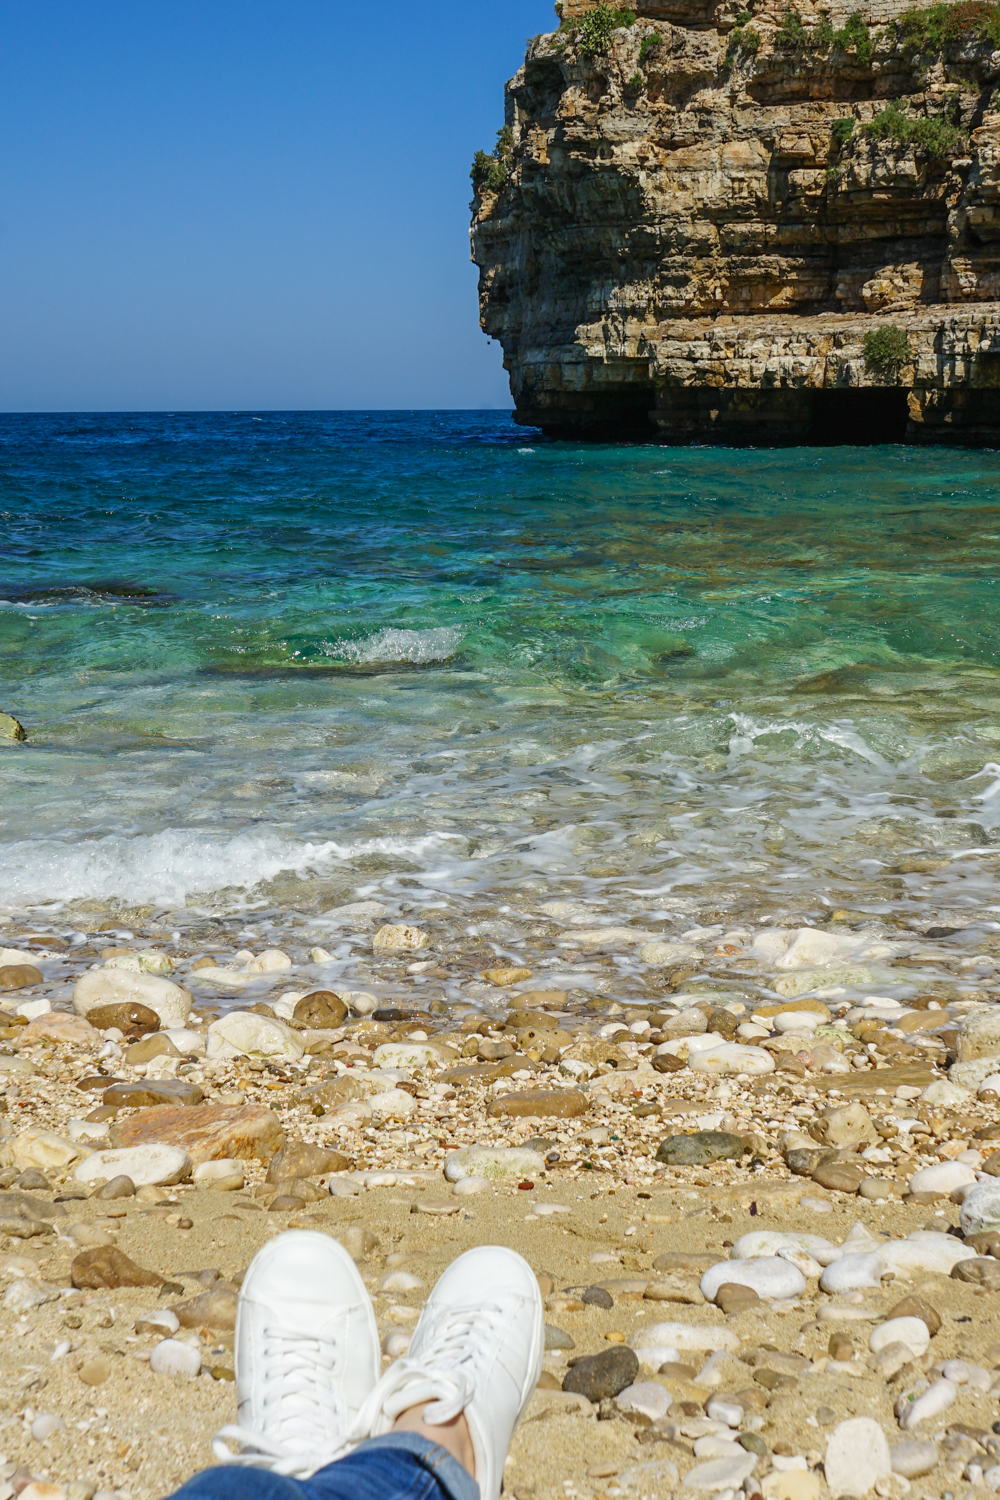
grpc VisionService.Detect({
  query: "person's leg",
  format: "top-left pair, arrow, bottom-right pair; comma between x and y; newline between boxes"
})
173,1436 -> 474,1500
212,1230 -> 381,1477
355,1246 -> 544,1500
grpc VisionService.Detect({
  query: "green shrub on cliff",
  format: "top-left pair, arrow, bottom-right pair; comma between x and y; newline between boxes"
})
898,0 -> 1000,50
638,33 -> 662,62
775,8 -> 808,47
863,325 -> 913,377
576,4 -> 637,55
471,126 -> 514,195
723,22 -> 761,68
865,101 -> 965,156
830,117 -> 855,150
833,11 -> 875,60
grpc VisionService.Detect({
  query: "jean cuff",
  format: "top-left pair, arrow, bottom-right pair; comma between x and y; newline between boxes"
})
352,1432 -> 480,1500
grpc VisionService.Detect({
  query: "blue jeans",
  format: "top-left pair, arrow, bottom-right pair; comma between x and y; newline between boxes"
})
171,1434 -> 479,1500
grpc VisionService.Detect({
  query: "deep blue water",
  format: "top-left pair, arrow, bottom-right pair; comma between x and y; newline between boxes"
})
2,410 -> 1000,930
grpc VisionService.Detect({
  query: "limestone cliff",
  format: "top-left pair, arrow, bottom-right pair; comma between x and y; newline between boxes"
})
470,0 -> 1000,443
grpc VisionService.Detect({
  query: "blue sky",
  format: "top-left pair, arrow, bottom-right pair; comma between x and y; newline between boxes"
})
0,1 -> 553,411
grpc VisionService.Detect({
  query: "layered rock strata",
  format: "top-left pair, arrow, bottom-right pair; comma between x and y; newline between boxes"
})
470,0 -> 1000,443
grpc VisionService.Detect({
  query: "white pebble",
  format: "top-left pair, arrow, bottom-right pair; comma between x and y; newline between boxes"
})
451,1176 -> 491,1197
30,1414 -> 66,1441
819,1252 -> 884,1293
870,1318 -> 930,1358
825,1417 -> 892,1498
701,1256 -> 806,1302
706,1398 -> 743,1429
616,1382 -> 672,1421
907,1161 -> 977,1195
900,1377 -> 956,1430
149,1338 -> 202,1378
380,1271 -> 424,1293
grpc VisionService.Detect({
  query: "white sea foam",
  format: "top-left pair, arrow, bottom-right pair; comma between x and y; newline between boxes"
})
324,626 -> 462,665
0,827 -> 463,909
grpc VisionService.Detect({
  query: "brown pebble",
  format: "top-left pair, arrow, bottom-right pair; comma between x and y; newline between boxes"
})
487,1089 -> 588,1119
102,1079 -> 204,1108
71,1246 -> 161,1289
536,1272 -> 555,1296
293,991 -> 348,1027
77,1356 -> 113,1386
811,1160 -> 863,1193
716,1282 -> 761,1314
86,1001 -> 160,1035
658,1361 -> 697,1380
125,1034 -> 181,1066
886,1294 -> 941,1336
172,1284 -> 238,1330
267,1195 -> 305,1212
0,965 -> 43,990
828,1331 -> 853,1361
95,1175 -> 135,1200
265,1140 -> 350,1183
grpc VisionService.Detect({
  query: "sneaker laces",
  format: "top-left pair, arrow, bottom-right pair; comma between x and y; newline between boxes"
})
358,1302 -> 503,1434
213,1325 -> 356,1477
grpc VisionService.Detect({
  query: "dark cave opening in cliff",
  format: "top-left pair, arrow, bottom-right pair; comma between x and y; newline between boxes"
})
808,388 -> 910,445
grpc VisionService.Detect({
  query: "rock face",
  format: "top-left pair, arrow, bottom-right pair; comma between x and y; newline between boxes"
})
471,0 -> 1000,446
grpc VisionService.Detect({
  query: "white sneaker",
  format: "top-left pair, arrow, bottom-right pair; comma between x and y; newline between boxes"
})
213,1229 -> 380,1477
356,1246 -> 544,1500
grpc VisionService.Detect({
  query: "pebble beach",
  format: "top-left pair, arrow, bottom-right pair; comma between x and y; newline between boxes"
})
0,907 -> 999,1500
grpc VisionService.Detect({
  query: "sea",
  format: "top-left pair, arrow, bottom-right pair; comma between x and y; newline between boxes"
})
3,409 -> 1000,975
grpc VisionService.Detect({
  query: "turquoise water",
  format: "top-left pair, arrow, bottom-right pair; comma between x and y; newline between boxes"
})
3,410 -> 1000,934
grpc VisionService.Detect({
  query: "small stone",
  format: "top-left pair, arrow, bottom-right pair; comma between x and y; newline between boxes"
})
30,1413 -> 66,1441
149,1338 -> 201,1378
681,1454 -> 757,1492
810,1102 -> 879,1149
15,1169 -> 49,1190
4,1127 -> 83,1173
293,991 -> 348,1027
451,1177 -> 490,1197
372,924 -> 429,953
889,1438 -> 938,1479
482,966 -> 532,987
899,1377 -> 956,1429
269,1194 -> 305,1211
124,1033 -> 181,1067
870,1317 -> 929,1357
859,1178 -> 899,1201
961,1181 -> 1000,1236
73,969 -> 191,1028
102,1079 -> 203,1108
77,1356 -> 114,1386
951,1255 -> 1000,1287
173,1285 -> 238,1330
956,1009 -> 1000,1062
811,1160 -> 863,1193
73,1144 -> 191,1188
4,1278 -> 57,1312
885,1295 -> 940,1336
206,1011 -> 305,1062
71,1246 -> 161,1289
410,1198 -> 461,1216
193,1159 -> 245,1191
701,1257 -> 806,1303
487,1089 -> 588,1119
825,1417 -> 891,1497
266,1140 -> 350,1182
616,1381 -> 672,1420
656,1131 -> 747,1166
0,964 -> 43,990
0,711 -> 26,740
111,1102 -> 283,1164
86,1001 -> 161,1035
715,1282 -> 761,1315
443,1145 -> 545,1182
563,1346 -> 639,1401
545,1325 -> 575,1350
689,1043 -> 775,1075
908,1161 -> 977,1195
582,1286 -> 614,1308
